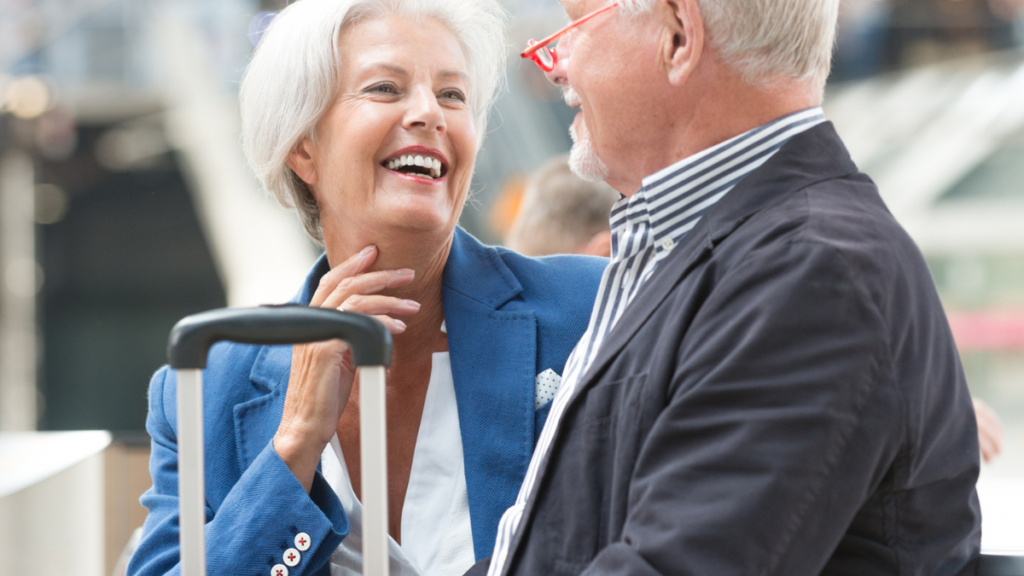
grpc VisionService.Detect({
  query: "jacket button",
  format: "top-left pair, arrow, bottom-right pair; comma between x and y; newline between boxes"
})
271,565 -> 288,576
283,548 -> 301,567
294,532 -> 311,552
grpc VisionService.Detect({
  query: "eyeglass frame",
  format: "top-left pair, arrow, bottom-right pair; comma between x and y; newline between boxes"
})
520,2 -> 620,73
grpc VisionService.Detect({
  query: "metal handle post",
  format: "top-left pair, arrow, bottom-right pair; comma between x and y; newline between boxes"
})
360,366 -> 389,576
167,306 -> 392,576
177,369 -> 206,576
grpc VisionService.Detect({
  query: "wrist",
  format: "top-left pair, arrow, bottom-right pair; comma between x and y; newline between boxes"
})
273,429 -> 323,493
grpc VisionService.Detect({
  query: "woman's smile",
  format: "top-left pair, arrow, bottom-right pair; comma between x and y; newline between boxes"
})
379,145 -> 450,185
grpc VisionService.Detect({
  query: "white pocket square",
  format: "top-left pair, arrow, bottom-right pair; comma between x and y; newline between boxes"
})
535,369 -> 562,410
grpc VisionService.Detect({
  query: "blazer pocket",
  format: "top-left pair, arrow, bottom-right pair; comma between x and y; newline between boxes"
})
552,558 -> 591,576
579,372 -> 647,428
535,373 -> 649,565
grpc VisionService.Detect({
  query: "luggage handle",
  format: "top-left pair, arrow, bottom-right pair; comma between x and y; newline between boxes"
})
168,304 -> 392,369
167,306 -> 393,576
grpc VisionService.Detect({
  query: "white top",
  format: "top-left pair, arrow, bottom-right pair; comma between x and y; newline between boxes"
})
320,322 -> 476,576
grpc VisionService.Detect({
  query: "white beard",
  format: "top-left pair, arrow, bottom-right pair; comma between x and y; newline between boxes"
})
563,86 -> 609,183
568,120 -> 609,183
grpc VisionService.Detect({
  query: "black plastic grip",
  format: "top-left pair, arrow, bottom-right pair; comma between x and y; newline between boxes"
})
167,305 -> 392,369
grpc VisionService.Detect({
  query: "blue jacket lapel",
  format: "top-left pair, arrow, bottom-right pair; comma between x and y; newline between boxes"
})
234,257 -> 328,471
234,344 -> 291,471
444,228 -> 538,559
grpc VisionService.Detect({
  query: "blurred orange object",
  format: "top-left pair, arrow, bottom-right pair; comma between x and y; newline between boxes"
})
489,177 -> 525,241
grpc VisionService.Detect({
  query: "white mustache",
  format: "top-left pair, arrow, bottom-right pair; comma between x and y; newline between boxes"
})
562,86 -> 582,108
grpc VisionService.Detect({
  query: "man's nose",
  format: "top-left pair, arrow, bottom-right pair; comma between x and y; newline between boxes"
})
544,44 -> 570,86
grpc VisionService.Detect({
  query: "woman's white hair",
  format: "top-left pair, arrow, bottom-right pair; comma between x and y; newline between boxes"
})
621,0 -> 839,94
240,0 -> 507,244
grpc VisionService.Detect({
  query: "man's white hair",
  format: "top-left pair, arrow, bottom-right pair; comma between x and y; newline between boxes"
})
239,0 -> 506,244
620,0 -> 839,94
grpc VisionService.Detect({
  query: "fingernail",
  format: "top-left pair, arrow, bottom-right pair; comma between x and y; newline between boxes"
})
394,319 -> 407,331
395,268 -> 415,278
361,245 -> 376,257
403,299 -> 421,309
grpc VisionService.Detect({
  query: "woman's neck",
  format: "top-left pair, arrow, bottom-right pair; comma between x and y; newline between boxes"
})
324,226 -> 453,353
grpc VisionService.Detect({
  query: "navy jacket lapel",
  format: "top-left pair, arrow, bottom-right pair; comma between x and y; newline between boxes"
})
443,228 -> 538,559
571,122 -> 859,406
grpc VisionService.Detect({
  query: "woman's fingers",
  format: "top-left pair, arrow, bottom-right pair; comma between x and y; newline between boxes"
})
338,294 -> 421,316
372,314 -> 409,335
335,295 -> 419,334
308,245 -> 418,312
321,268 -> 416,310
310,245 -> 377,307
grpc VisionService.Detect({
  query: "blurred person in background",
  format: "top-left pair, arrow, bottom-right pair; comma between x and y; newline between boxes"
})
886,0 -> 1021,67
989,0 -> 1024,43
832,0 -> 892,82
975,398 -> 1005,463
505,155 -> 619,257
127,1 -> 604,575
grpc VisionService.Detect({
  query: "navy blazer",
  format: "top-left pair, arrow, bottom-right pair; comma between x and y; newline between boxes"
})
127,227 -> 605,576
488,123 -> 981,576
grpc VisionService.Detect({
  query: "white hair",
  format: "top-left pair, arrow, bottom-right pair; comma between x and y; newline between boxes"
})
620,0 -> 839,94
240,0 -> 507,244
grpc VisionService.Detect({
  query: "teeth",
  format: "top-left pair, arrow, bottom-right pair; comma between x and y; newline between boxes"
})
385,153 -> 445,178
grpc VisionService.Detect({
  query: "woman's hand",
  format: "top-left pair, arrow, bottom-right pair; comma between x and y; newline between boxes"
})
273,246 -> 419,492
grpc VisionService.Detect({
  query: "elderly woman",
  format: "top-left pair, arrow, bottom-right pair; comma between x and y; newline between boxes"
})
126,1 -> 604,575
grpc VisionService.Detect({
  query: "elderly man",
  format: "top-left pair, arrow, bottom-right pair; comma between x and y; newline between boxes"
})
475,1 -> 983,575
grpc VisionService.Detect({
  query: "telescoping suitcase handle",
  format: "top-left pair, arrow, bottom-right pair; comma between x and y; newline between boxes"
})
167,305 -> 394,576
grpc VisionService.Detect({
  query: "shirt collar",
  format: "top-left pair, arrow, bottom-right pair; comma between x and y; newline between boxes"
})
609,107 -> 826,256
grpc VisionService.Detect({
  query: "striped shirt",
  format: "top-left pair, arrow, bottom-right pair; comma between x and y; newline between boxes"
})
487,107 -> 827,576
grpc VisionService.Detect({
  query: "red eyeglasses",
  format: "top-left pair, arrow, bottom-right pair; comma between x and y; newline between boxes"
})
521,2 -> 620,73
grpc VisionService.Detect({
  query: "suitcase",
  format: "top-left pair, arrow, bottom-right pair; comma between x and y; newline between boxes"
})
167,305 -> 393,576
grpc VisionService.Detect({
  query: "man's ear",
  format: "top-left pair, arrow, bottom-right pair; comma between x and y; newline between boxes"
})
659,0 -> 704,86
285,138 -> 319,187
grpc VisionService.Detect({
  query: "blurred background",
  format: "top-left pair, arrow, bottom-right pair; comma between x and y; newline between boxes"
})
1,0 -> 1023,573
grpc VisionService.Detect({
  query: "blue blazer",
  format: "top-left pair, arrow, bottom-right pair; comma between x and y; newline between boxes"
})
127,227 -> 605,576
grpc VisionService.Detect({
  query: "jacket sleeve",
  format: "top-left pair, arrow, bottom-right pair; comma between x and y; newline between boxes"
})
127,366 -> 350,576
582,239 -> 904,576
